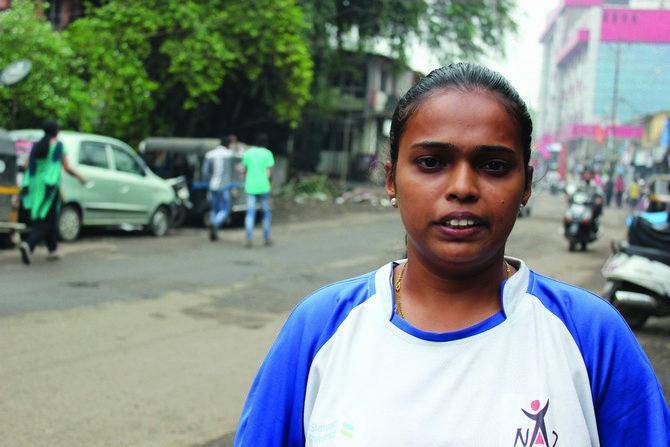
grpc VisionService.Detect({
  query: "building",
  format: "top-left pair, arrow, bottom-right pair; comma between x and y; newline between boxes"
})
292,53 -> 420,180
537,0 -> 670,176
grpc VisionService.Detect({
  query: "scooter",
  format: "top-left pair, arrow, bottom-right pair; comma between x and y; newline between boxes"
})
602,216 -> 670,329
165,175 -> 193,228
563,190 -> 601,251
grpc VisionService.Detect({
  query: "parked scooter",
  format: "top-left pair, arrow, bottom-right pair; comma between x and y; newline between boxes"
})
165,175 -> 192,228
563,189 -> 602,251
602,215 -> 670,329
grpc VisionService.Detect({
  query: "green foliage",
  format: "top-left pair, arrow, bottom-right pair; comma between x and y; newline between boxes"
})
280,174 -> 341,199
0,0 -> 515,152
298,0 -> 518,126
0,0 -> 85,129
299,0 -> 517,62
65,0 -> 313,140
65,4 -> 159,142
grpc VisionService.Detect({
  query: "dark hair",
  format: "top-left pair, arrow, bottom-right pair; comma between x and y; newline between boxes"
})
31,119 -> 60,160
389,63 -> 532,175
254,132 -> 269,148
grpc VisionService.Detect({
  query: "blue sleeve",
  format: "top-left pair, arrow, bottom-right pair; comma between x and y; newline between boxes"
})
234,307 -> 313,447
234,274 -> 374,447
530,273 -> 670,445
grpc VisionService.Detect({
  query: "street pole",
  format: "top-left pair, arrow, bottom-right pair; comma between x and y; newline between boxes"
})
608,42 -> 621,158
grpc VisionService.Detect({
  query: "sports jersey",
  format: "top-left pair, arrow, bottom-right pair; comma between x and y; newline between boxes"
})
234,259 -> 670,446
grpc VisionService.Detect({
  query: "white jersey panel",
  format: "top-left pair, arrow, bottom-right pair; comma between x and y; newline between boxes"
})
304,262 -> 598,446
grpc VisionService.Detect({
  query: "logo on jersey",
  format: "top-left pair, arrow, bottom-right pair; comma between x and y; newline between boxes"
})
513,399 -> 558,446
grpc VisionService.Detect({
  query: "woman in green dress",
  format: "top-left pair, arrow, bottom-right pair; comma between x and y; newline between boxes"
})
19,120 -> 85,265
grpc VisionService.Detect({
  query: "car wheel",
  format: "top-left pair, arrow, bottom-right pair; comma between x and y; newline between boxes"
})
149,206 -> 170,237
58,205 -> 82,242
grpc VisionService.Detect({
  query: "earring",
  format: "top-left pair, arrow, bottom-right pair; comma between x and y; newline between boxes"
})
390,197 -> 398,208
520,203 -> 525,208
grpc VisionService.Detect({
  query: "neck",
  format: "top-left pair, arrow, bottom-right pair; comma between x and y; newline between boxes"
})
398,245 -> 508,332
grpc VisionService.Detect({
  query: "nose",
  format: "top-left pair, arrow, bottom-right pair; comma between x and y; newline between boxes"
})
445,162 -> 479,203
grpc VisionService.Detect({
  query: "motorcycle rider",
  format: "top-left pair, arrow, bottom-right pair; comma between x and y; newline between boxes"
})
574,169 -> 604,234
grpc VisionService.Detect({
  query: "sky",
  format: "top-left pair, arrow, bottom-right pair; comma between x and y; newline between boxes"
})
409,0 -> 560,110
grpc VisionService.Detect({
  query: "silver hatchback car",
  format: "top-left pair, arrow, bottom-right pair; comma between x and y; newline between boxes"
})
11,130 -> 176,241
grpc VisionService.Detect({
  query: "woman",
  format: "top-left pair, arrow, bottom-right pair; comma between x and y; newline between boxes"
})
234,64 -> 669,445
19,120 -> 85,265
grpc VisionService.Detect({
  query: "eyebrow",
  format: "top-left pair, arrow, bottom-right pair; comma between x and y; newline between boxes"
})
409,141 -> 517,155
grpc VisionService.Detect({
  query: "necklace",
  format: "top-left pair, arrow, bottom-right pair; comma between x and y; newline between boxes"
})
394,260 -> 513,319
394,262 -> 408,318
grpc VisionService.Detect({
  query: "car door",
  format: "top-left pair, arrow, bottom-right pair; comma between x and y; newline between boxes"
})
76,140 -> 126,225
109,143 -> 154,224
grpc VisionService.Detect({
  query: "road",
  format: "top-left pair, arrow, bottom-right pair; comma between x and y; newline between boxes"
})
0,190 -> 668,446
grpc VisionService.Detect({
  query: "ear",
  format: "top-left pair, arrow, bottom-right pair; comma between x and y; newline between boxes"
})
522,166 -> 533,206
384,161 -> 396,199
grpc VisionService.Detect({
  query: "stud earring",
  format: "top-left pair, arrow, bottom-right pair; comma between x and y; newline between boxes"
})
520,203 -> 526,208
390,197 -> 398,208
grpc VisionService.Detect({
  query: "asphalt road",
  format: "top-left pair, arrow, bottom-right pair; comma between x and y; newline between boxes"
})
0,190 -> 667,446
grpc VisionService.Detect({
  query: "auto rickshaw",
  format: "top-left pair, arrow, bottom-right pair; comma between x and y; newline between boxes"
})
0,128 -> 26,246
646,174 -> 670,213
139,137 -> 248,227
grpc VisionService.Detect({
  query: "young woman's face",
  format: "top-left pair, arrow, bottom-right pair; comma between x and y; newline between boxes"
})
386,88 -> 532,271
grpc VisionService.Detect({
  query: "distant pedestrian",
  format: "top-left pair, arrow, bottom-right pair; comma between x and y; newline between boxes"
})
227,134 -> 248,156
19,119 -> 86,265
628,179 -> 641,210
604,175 -> 614,207
614,174 -> 625,208
241,133 -> 274,247
202,138 -> 235,241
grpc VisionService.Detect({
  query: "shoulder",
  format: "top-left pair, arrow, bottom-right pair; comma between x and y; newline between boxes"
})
527,271 -> 668,427
527,272 -> 620,328
271,270 -> 377,362
526,271 -> 635,353
53,141 -> 65,160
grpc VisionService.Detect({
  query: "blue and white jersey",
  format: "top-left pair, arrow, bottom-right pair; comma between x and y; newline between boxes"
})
234,259 -> 670,446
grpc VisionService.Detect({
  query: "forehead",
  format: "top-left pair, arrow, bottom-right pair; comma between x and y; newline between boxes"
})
401,88 -> 522,150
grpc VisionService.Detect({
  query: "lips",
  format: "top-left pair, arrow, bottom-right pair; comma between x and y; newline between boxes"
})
433,212 -> 486,238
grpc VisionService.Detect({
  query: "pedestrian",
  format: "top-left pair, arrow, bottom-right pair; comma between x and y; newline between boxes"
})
19,119 -> 86,265
604,174 -> 614,206
614,174 -> 625,208
241,133 -> 274,248
227,133 -> 247,156
202,137 -> 235,241
628,178 -> 641,210
234,63 -> 669,445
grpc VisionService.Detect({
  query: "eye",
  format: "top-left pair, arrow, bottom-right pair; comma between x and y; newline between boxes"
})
415,156 -> 444,170
480,160 -> 510,174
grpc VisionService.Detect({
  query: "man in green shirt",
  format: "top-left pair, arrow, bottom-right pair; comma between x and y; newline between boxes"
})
241,134 -> 274,247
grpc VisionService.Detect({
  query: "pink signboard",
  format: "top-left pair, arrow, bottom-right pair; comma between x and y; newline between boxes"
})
567,124 -> 642,140
601,9 -> 670,43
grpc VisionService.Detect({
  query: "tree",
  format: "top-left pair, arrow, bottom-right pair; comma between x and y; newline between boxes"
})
0,0 -> 85,129
291,0 -> 518,171
64,0 -> 313,143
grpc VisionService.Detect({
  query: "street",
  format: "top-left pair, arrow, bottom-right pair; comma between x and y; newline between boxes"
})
0,190 -> 668,446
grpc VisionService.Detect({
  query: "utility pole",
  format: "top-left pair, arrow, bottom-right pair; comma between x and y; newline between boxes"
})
608,42 -> 622,157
